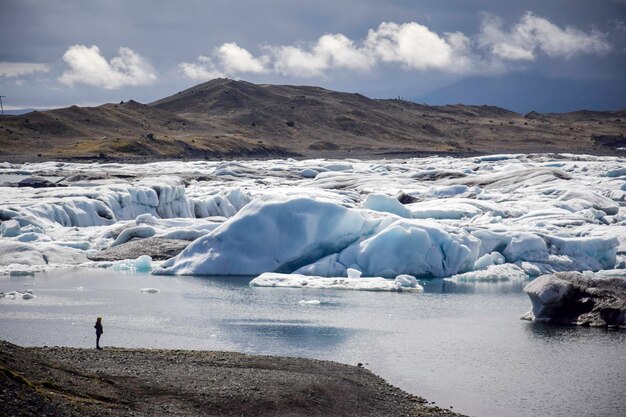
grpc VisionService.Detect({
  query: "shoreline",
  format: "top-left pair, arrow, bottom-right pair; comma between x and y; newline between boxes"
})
0,340 -> 464,417
1,148 -> 625,165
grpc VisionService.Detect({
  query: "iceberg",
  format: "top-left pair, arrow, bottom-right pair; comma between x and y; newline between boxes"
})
154,197 -> 379,276
0,219 -> 21,237
110,226 -> 156,247
298,220 -> 480,278
522,271 -> 626,327
362,193 -> 411,218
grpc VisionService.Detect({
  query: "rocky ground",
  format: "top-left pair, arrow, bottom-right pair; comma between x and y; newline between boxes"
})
86,237 -> 191,262
0,341 -> 464,417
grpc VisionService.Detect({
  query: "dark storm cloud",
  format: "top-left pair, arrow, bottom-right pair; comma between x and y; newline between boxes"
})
0,0 -> 624,110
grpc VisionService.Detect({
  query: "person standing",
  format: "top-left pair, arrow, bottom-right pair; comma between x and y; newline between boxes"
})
94,317 -> 103,350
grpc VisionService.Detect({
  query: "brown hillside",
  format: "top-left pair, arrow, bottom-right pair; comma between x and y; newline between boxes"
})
1,78 -> 624,162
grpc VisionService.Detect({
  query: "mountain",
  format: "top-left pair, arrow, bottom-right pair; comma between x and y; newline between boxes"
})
419,75 -> 626,114
0,78 -> 624,162
2,108 -> 37,116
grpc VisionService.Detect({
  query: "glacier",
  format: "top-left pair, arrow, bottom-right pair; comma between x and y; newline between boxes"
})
1,154 -> 624,289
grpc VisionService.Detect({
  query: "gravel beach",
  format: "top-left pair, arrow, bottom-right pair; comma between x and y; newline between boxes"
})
0,341 -> 464,417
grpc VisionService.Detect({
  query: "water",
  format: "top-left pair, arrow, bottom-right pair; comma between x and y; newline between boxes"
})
1,269 -> 624,417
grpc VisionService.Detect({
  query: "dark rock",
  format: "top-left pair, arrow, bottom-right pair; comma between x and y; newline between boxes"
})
87,237 -> 190,262
591,135 -> 626,148
522,272 -> 626,327
17,176 -> 57,188
397,191 -> 419,204
308,141 -> 339,151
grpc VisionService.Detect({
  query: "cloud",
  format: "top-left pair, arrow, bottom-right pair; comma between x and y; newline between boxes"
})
182,23 -> 465,79
0,62 -> 50,77
479,12 -> 611,61
216,43 -> 269,74
364,22 -> 455,70
179,56 -> 225,81
179,42 -> 268,81
270,33 -> 374,77
59,45 -> 157,89
179,12 -> 613,80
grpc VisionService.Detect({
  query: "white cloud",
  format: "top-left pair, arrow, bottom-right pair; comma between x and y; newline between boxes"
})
179,56 -> 225,81
182,23 -> 466,80
179,13 -> 613,80
270,33 -> 373,77
269,34 -> 373,77
364,22 -> 455,70
59,45 -> 157,89
0,62 -> 49,77
479,12 -> 611,61
216,42 -> 268,74
179,42 -> 267,81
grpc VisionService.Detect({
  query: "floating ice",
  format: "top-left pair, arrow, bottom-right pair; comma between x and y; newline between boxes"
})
473,251 -> 506,270
301,220 -> 480,278
523,274 -> 574,321
407,200 -> 483,220
0,220 -> 20,237
154,197 -> 378,276
1,290 -> 36,300
110,226 -> 156,247
557,190 -> 619,215
346,268 -> 362,278
140,287 -> 160,293
300,168 -> 319,178
111,255 -> 152,272
1,154 -> 624,284
362,193 -> 411,218
394,274 -> 419,287
250,273 -> 423,292
605,167 -> 626,178
502,233 -> 549,262
298,299 -> 321,305
446,264 -> 528,282
0,240 -> 87,275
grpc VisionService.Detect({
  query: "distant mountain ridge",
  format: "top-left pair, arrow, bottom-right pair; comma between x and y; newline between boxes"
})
419,75 -> 626,114
0,78 -> 624,162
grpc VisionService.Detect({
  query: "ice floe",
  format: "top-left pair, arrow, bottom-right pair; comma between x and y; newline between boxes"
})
250,273 -> 424,292
111,255 -> 153,272
1,290 -> 36,300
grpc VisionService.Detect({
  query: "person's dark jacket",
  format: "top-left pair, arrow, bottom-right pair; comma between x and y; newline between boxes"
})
95,322 -> 103,335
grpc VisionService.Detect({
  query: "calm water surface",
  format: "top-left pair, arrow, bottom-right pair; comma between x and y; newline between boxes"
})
0,269 -> 624,417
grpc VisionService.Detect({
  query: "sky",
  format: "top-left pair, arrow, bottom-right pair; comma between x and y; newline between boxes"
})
0,0 -> 625,112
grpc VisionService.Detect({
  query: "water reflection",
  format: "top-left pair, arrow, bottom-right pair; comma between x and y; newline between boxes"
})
524,320 -> 626,342
188,275 -> 253,288
189,273 -> 530,295
423,278 -> 528,294
220,318 -> 356,351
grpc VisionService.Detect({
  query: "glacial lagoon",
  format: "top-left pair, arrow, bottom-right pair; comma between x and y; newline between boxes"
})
1,268 -> 625,417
